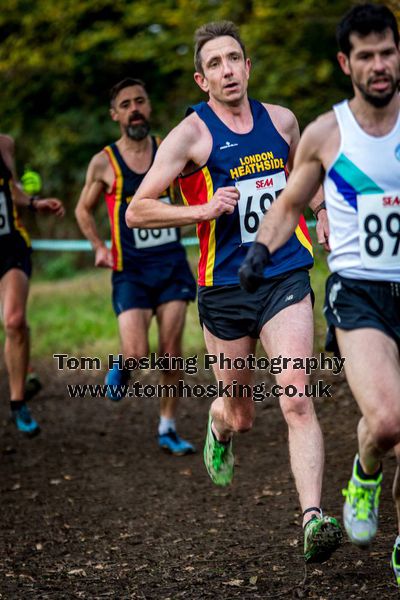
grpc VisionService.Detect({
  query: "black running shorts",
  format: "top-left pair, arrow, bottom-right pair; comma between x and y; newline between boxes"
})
0,240 -> 32,279
198,269 -> 313,341
324,272 -> 400,353
112,257 -> 196,316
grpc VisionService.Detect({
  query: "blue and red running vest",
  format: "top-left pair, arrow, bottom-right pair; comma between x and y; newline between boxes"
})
179,99 -> 313,286
0,152 -> 30,252
104,137 -> 185,271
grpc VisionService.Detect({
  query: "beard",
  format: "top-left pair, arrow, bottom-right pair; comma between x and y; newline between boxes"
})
354,74 -> 400,108
125,113 -> 151,140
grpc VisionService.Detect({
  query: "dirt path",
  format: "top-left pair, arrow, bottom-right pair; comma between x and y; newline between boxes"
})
0,364 -> 398,599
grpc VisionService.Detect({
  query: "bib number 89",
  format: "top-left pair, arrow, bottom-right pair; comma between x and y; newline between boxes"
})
364,213 -> 400,257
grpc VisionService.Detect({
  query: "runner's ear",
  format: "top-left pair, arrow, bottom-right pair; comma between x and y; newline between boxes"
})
194,72 -> 209,94
337,51 -> 350,76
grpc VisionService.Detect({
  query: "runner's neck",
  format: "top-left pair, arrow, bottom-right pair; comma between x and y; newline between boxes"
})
348,94 -> 400,137
207,96 -> 253,134
116,135 -> 153,173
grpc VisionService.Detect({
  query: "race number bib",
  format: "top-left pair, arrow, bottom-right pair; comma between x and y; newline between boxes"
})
0,191 -> 11,236
132,196 -> 178,249
357,192 -> 400,268
236,171 -> 286,243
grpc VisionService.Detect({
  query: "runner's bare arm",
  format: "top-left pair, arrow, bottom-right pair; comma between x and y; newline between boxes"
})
75,153 -> 113,268
126,117 -> 239,229
0,134 -> 64,216
257,121 -> 325,253
284,110 -> 300,172
264,104 -> 300,171
310,188 -> 330,250
263,107 -> 329,248
0,135 -> 16,177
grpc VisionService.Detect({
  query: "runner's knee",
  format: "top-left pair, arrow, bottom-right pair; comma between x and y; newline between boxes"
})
231,413 -> 254,433
159,342 -> 182,359
368,417 -> 400,451
4,310 -> 28,336
276,373 -> 313,420
121,345 -> 149,361
280,394 -> 314,424
228,402 -> 255,433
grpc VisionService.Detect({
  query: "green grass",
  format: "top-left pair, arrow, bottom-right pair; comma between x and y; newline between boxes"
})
0,232 -> 330,361
309,244 -> 331,352
24,270 -> 206,361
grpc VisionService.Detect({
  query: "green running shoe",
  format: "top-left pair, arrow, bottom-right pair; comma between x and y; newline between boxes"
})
303,514 -> 342,563
203,413 -> 234,486
342,454 -> 382,547
391,535 -> 400,587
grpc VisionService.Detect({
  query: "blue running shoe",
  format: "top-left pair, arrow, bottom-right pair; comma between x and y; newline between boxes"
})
158,430 -> 196,456
11,404 -> 40,437
105,363 -> 130,401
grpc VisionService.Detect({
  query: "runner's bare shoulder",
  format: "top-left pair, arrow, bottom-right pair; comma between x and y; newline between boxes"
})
307,110 -> 338,137
0,133 -> 14,148
262,103 -> 298,139
176,110 -> 210,145
89,149 -> 111,180
0,134 -> 15,160
174,110 -> 213,169
301,110 -> 340,163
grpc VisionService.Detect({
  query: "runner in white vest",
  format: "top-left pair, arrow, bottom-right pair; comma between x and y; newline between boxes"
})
239,2 -> 400,586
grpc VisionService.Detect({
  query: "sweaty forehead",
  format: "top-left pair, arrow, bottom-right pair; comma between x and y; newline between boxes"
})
200,36 -> 243,62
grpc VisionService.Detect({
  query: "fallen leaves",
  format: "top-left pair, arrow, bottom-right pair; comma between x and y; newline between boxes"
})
254,485 -> 283,504
67,568 -> 87,576
179,468 -> 192,477
222,579 -> 244,587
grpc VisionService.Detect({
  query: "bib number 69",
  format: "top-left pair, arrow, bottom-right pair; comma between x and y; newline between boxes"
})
244,192 -> 278,234
236,171 -> 287,244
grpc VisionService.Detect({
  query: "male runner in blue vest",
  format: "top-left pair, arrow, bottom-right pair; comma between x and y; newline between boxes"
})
0,134 -> 64,436
125,23 -> 341,562
76,79 -> 197,456
239,2 -> 400,584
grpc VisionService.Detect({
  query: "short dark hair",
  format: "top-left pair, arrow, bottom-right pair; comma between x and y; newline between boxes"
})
337,3 -> 399,56
109,78 -> 147,106
194,21 -> 246,74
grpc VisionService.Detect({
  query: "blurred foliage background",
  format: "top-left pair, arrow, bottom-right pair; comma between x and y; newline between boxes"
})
0,0 -> 398,349
0,0 -> 399,250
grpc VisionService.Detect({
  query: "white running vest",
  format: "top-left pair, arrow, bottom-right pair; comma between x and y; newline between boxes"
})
324,100 -> 400,281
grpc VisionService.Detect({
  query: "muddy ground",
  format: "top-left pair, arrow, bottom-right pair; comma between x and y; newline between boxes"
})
0,363 -> 399,599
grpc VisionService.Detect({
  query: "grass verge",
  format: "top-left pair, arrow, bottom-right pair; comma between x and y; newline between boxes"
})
0,236 -> 330,361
